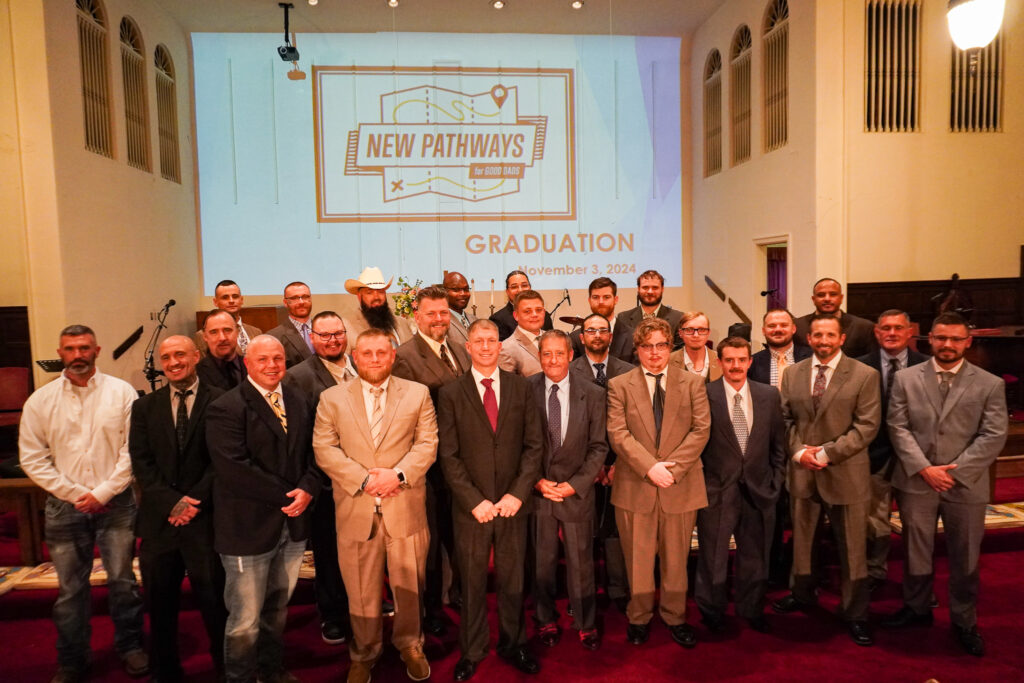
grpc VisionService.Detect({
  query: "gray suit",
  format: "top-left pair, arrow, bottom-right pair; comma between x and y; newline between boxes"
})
266,322 -> 313,368
447,310 -> 477,351
888,360 -> 1008,627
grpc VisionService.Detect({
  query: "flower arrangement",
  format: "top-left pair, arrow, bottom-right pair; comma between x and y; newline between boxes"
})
393,276 -> 423,319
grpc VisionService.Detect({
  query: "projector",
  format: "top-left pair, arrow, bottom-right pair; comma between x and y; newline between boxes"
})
277,44 -> 300,62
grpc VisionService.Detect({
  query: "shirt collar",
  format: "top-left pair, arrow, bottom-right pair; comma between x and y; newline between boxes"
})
815,350 -> 844,371
881,348 -> 909,365
471,366 -> 499,384
360,376 -> 390,393
61,369 -> 101,389
770,343 -> 794,359
419,332 -> 447,357
931,357 -> 965,375
173,378 -> 200,396
247,375 -> 281,396
544,373 -> 571,395
515,326 -> 541,342
723,379 -> 750,404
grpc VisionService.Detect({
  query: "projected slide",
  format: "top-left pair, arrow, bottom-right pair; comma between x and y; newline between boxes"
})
193,33 -> 681,294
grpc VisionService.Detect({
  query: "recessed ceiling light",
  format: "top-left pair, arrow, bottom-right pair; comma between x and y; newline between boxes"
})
308,0 -> 318,6
387,0 -> 399,7
571,0 -> 584,8
492,0 -> 506,9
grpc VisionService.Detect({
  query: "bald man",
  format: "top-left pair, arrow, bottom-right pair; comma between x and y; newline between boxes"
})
444,271 -> 477,350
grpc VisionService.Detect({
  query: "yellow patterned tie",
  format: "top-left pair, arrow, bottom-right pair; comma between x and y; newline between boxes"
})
267,391 -> 287,432
369,387 -> 385,447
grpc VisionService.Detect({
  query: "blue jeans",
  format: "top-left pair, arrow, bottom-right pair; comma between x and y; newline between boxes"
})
220,527 -> 306,683
44,491 -> 144,670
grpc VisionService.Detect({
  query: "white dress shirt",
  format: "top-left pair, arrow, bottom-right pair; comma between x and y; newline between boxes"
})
543,374 -> 571,443
640,364 -> 668,401
683,346 -> 711,378
470,367 -> 500,410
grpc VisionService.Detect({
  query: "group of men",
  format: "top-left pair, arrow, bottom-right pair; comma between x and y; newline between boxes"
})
17,270 -> 1008,683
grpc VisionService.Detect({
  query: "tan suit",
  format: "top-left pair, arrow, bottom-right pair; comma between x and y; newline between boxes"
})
780,353 -> 880,621
312,377 -> 438,663
497,328 -> 543,377
668,347 -> 722,382
607,365 -> 710,626
344,309 -> 415,348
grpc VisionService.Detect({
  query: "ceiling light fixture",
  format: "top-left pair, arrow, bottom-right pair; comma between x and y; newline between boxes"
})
571,0 -> 584,8
387,0 -> 399,7
491,0 -> 506,9
307,0 -> 317,6
947,0 -> 1005,51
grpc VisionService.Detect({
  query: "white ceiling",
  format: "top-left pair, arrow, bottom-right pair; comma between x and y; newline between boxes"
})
153,0 -> 726,37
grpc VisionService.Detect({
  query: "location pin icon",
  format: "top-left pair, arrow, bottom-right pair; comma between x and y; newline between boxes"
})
490,85 -> 508,109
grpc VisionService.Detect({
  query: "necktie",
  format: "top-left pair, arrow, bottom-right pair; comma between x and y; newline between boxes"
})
440,343 -> 459,376
237,323 -> 250,355
175,389 -> 192,453
885,358 -> 900,403
301,322 -> 313,353
938,371 -> 954,402
594,363 -> 607,388
812,364 -> 828,412
774,353 -> 788,387
267,391 -> 287,432
732,392 -> 748,453
481,378 -> 498,432
369,386 -> 385,447
548,385 -> 562,450
647,372 -> 665,446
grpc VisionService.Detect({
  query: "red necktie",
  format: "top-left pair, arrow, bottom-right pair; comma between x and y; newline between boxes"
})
481,378 -> 498,432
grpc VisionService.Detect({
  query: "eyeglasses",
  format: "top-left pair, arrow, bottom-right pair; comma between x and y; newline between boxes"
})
637,342 -> 671,352
680,327 -> 710,336
932,335 -> 969,343
285,295 -> 312,302
313,331 -> 346,340
583,328 -> 611,336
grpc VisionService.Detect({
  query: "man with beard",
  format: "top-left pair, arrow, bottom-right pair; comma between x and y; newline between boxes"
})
20,325 -> 147,683
267,281 -> 315,368
882,312 -> 1007,657
498,290 -> 547,377
749,309 -> 812,387
570,277 -> 634,363
772,315 -> 880,647
313,329 -> 437,683
284,311 -> 355,647
568,313 -> 634,613
793,278 -> 875,358
616,270 -> 683,346
196,310 -> 247,391
392,286 -> 471,636
444,271 -> 476,351
489,270 -> 554,341
193,280 -> 263,357
344,267 -> 413,348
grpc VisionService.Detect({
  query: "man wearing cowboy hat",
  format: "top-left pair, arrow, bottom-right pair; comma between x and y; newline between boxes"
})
345,267 -> 414,348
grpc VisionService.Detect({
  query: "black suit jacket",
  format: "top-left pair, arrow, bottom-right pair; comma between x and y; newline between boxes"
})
437,370 -> 544,515
129,381 -> 224,547
794,310 -> 876,358
267,322 -> 313,369
702,379 -> 787,509
569,322 -> 635,364
392,334 -> 471,408
528,374 -> 607,521
616,304 -> 683,333
748,345 -> 813,386
490,302 -> 554,341
207,380 -> 322,555
284,354 -> 351,400
569,354 -> 634,466
196,355 -> 246,391
854,348 -> 929,473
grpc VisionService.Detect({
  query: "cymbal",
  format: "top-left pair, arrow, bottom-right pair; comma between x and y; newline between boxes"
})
559,316 -> 585,327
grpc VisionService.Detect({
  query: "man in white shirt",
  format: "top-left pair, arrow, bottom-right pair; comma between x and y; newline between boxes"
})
19,324 -> 147,683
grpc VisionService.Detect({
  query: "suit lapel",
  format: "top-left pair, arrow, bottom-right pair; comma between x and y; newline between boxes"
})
496,372 -> 513,435
939,362 -> 974,421
514,329 -> 540,360
312,356 -> 337,391
415,335 -> 450,384
156,386 -> 178,458
346,379 -> 375,449
627,368 -> 658,447
562,377 -> 587,448
460,372 -> 493,432
710,380 -> 742,456
242,381 -> 287,441
812,356 -> 850,422
375,379 -> 405,449
183,382 -> 213,448
919,362 -> 944,416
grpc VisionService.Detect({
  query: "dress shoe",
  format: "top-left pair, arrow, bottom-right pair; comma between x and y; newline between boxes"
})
613,596 -> 630,614
400,644 -> 431,681
537,623 -> 561,647
626,622 -> 650,645
772,594 -> 814,614
499,646 -> 540,675
50,667 -> 85,683
669,623 -> 698,649
848,621 -> 874,647
579,629 -> 601,651
121,649 -> 150,677
746,615 -> 772,634
701,613 -> 727,633
881,606 -> 933,628
347,660 -> 373,683
321,620 -> 350,645
423,614 -> 447,637
382,599 -> 396,617
567,602 -> 575,617
953,625 -> 985,657
867,576 -> 886,593
453,658 -> 477,682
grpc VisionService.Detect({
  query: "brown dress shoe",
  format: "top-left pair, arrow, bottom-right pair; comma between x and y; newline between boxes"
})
121,649 -> 150,678
401,644 -> 431,681
347,660 -> 374,683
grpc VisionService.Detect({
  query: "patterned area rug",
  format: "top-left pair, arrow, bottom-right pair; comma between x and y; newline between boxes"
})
890,502 -> 1024,533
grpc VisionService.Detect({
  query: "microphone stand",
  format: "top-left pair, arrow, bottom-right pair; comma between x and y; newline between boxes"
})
142,302 -> 174,393
549,289 -> 571,321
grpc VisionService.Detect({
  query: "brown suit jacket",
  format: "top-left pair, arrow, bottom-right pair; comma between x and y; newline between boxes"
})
312,376 -> 437,542
607,364 -> 711,515
780,353 -> 881,505
668,347 -> 722,382
498,328 -> 543,377
392,334 -> 471,408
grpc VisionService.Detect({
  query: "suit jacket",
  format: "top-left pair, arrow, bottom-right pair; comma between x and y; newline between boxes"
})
437,370 -> 544,515
528,373 -> 607,521
780,354 -> 881,505
392,334 -> 471,408
207,380 -> 323,555
570,321 -> 635,364
267,321 -> 313,368
344,308 -> 414,347
498,328 -> 543,377
129,381 -> 224,546
285,354 -> 354,400
668,346 -> 722,383
607,364 -> 711,515
701,379 -> 787,510
193,321 -> 262,358
196,354 -> 246,391
616,304 -> 683,335
313,376 -> 438,541
794,311 -> 876,358
855,348 -> 929,473
888,360 -> 1008,504
570,354 -> 634,467
490,302 -> 554,341
447,310 -> 477,350
749,345 -> 813,386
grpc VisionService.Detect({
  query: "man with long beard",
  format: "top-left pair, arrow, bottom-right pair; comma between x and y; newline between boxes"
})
344,267 -> 414,348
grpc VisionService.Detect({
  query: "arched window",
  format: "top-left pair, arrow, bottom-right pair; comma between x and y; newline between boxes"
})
120,17 -> 150,171
730,25 -> 752,165
154,45 -> 181,182
762,0 -> 788,152
76,0 -> 113,157
703,49 -> 723,178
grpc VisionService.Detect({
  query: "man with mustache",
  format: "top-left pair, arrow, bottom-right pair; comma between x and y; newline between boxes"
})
193,280 -> 262,357
196,309 -> 247,391
344,267 -> 413,348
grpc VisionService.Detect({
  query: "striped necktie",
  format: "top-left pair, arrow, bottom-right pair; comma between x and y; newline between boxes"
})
369,386 -> 385,447
267,391 -> 287,432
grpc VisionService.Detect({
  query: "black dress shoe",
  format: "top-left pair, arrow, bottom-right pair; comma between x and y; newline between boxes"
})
881,606 -> 933,628
453,658 -> 477,682
382,599 -> 396,617
746,615 -> 772,633
626,622 -> 650,645
579,629 -> 601,651
423,614 -> 447,636
953,625 -> 985,657
772,594 -> 813,614
848,621 -> 874,647
537,623 -> 561,647
701,613 -> 726,633
669,623 -> 697,649
320,621 -> 349,645
867,576 -> 886,593
499,647 -> 540,675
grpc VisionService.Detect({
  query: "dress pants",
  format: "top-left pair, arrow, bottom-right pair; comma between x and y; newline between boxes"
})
532,512 -> 596,631
616,505 -> 696,626
311,487 -> 349,627
140,534 -> 227,681
790,494 -> 870,622
454,511 -> 528,663
337,514 -> 429,663
695,483 -> 774,620
595,482 -> 629,602
866,465 -> 895,581
896,490 -> 986,628
424,475 -> 459,613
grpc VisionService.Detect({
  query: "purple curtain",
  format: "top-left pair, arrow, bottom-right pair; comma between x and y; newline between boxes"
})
766,247 -> 787,310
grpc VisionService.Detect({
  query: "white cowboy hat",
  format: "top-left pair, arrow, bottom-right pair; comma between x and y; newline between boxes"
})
344,266 -> 394,295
